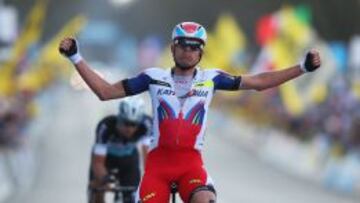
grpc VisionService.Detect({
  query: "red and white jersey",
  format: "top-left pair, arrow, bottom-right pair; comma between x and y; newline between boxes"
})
123,67 -> 241,152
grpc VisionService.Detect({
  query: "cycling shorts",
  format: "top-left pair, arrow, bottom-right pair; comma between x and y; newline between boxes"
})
137,148 -> 215,203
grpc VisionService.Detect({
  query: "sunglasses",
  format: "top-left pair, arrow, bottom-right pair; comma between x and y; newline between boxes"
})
175,39 -> 203,51
118,120 -> 139,127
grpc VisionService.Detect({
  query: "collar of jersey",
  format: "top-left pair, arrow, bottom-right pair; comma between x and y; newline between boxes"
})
171,67 -> 198,79
170,67 -> 201,99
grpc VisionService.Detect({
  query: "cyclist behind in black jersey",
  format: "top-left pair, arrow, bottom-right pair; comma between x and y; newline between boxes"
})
88,96 -> 152,203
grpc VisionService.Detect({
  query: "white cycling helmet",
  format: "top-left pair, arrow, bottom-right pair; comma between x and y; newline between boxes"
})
172,22 -> 207,45
117,97 -> 145,124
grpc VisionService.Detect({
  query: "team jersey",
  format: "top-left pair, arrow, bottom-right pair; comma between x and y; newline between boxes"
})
122,67 -> 241,152
92,115 -> 152,157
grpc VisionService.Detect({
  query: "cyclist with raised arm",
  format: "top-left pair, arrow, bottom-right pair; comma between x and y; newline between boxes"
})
88,97 -> 152,203
60,22 -> 321,203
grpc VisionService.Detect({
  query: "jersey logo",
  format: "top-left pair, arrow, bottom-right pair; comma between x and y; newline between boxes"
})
179,89 -> 209,99
189,179 -> 202,184
157,88 -> 176,96
142,192 -> 156,202
150,79 -> 171,87
194,80 -> 214,88
190,89 -> 209,97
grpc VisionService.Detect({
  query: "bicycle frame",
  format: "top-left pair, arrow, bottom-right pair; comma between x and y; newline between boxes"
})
91,174 -> 137,203
170,182 -> 178,203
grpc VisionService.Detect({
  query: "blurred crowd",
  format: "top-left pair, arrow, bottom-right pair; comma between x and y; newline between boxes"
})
290,76 -> 360,154
214,6 -> 360,159
0,91 -> 35,148
0,1 -> 85,149
226,72 -> 360,156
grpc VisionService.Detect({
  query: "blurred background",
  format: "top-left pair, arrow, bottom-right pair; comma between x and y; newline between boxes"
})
0,0 -> 359,202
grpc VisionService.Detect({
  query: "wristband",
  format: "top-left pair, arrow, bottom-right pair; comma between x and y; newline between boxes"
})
69,52 -> 83,64
299,61 -> 308,73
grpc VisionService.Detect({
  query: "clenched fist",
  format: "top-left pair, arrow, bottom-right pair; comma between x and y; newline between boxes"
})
59,37 -> 83,64
301,50 -> 321,72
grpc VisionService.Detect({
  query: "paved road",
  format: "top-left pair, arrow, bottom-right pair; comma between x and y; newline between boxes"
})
8,87 -> 359,203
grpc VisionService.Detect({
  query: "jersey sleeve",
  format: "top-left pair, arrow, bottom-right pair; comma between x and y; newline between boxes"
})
95,120 -> 108,144
93,144 -> 107,156
138,135 -> 151,147
212,70 -> 241,91
93,122 -> 108,156
93,117 -> 111,155
135,115 -> 153,145
122,72 -> 152,96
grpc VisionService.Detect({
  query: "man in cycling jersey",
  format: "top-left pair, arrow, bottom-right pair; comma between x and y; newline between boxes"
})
59,21 -> 321,203
88,97 -> 152,203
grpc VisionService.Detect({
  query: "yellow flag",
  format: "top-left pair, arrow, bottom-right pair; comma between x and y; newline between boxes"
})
264,6 -> 318,116
215,13 -> 246,55
200,33 -> 220,67
0,0 -> 47,96
279,6 -> 311,49
17,15 -> 87,93
159,45 -> 173,68
268,38 -> 305,116
202,14 -> 246,73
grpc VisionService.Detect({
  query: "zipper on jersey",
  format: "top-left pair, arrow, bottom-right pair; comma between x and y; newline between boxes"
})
175,82 -> 196,147
171,68 -> 197,147
177,110 -> 184,146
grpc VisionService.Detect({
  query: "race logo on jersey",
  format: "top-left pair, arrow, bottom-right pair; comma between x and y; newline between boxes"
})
157,88 -> 209,98
178,89 -> 209,99
188,89 -> 209,97
157,88 -> 176,96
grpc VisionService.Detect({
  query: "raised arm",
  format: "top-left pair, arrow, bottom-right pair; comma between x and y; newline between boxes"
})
240,50 -> 321,91
59,37 -> 126,100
